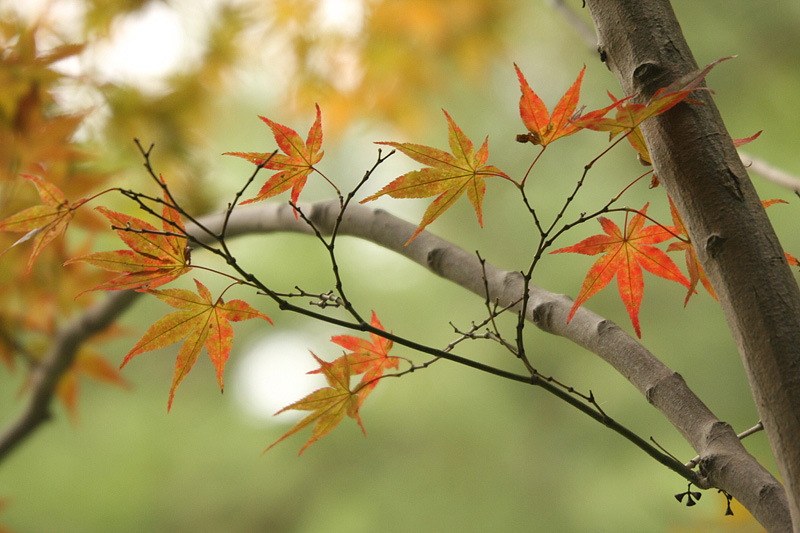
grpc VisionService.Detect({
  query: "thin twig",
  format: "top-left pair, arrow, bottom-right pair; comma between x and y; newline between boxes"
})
549,0 -> 596,50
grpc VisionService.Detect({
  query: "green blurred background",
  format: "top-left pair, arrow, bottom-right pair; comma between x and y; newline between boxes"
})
1,0 -> 799,531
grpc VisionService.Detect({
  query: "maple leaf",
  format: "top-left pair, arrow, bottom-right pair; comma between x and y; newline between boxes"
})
65,188 -> 191,292
120,279 -> 272,411
362,110 -> 509,244
664,196 -> 788,305
312,311 -> 399,396
733,130 -> 762,148
0,175 -> 89,273
551,204 -> 690,337
515,64 -> 586,146
225,104 -> 323,209
666,197 -> 717,304
572,57 -> 733,163
266,352 -> 366,456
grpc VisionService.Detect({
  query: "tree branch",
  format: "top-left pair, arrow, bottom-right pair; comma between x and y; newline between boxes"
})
0,200 -> 788,529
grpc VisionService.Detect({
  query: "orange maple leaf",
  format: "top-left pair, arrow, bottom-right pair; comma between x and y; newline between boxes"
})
313,311 -> 399,396
266,352 -> 366,456
733,130 -> 762,148
515,64 -> 586,146
665,196 -> 717,304
65,190 -> 191,292
665,196 -> 790,304
572,57 -> 733,163
362,110 -> 509,244
225,104 -> 324,209
551,204 -> 690,337
0,175 -> 88,273
120,279 -> 272,411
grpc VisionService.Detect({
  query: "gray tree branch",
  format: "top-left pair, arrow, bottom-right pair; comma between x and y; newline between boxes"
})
0,199 -> 789,528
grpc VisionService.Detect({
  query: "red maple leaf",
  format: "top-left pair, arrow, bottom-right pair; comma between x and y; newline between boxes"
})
515,64 -> 586,146
225,104 -> 323,209
120,279 -> 272,411
362,110 -> 509,244
733,130 -> 762,148
65,185 -> 191,293
551,204 -> 690,337
0,175 -> 89,273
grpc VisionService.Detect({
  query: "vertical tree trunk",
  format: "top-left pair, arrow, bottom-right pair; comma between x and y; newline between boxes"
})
586,1 -> 800,530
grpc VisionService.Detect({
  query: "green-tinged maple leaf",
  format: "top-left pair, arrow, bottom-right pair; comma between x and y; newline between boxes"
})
312,311 -> 399,396
362,110 -> 509,244
224,103 -> 323,209
515,64 -> 586,146
551,204 -> 690,337
56,347 -> 130,422
65,187 -> 191,293
120,278 -> 272,411
666,197 -> 717,304
266,352 -> 366,456
572,57 -> 733,163
0,175 -> 89,273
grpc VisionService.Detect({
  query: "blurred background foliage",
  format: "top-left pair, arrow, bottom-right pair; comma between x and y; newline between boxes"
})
1,0 -> 798,531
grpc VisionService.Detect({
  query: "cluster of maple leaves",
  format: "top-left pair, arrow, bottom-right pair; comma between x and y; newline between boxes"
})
1,56 -> 790,453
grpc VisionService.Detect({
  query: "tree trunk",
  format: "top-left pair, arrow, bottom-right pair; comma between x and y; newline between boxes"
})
586,1 -> 800,530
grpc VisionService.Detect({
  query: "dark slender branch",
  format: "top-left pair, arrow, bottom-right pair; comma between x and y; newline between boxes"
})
220,152 -> 275,241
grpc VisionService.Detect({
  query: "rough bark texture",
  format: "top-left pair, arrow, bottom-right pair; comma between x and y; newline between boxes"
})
586,1 -> 800,530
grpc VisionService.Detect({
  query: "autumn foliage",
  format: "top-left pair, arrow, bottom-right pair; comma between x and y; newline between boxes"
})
0,43 -> 785,462
551,204 -> 689,338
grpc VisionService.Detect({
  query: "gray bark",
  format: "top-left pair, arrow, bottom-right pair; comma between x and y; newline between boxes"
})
586,1 -> 800,530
